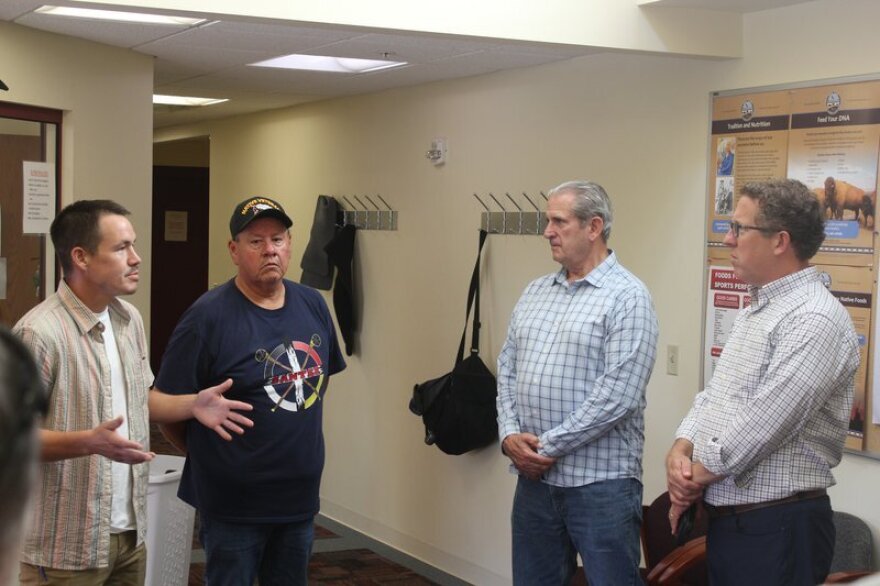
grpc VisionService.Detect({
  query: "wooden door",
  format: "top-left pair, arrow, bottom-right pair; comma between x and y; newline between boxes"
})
0,134 -> 44,327
150,165 -> 210,373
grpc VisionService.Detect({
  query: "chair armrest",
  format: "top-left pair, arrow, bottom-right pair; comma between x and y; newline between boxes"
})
646,536 -> 708,585
824,570 -> 874,584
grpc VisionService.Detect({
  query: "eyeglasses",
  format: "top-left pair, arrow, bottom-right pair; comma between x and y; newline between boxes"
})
727,221 -> 778,239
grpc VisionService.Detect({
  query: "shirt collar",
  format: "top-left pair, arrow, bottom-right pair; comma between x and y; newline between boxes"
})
748,266 -> 817,309
57,279 -> 132,334
553,250 -> 618,288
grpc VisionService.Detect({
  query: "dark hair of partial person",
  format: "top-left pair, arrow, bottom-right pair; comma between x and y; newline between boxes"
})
740,179 -> 825,260
0,326 -> 47,566
548,180 -> 614,241
50,200 -> 131,275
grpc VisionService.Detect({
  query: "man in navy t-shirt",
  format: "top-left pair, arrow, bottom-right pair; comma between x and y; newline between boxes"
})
151,196 -> 346,586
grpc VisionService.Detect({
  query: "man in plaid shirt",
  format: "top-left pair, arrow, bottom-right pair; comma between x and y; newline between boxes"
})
667,179 -> 859,585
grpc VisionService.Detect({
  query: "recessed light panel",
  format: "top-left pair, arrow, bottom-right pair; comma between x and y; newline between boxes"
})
251,54 -> 407,74
35,5 -> 205,26
153,95 -> 228,107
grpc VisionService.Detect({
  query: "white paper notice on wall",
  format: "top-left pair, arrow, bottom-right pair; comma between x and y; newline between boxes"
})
22,161 -> 56,234
164,210 -> 188,242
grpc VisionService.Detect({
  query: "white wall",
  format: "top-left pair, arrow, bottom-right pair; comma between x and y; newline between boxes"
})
0,22 -> 154,319
154,0 -> 880,582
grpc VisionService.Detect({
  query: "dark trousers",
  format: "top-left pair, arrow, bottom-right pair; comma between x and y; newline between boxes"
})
706,495 -> 834,586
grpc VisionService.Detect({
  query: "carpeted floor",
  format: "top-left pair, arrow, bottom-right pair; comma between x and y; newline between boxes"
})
151,426 -> 456,586
186,520 -> 442,586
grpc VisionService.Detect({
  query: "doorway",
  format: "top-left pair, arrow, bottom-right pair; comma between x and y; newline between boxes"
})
150,137 -> 210,373
0,103 -> 62,327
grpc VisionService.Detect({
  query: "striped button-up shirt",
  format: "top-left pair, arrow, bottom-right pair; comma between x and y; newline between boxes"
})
14,280 -> 153,570
677,267 -> 858,506
497,252 -> 659,487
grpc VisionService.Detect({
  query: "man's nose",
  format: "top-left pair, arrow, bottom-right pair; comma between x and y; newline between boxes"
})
722,229 -> 736,247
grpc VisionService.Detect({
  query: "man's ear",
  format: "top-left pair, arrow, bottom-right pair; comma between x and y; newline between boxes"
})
772,230 -> 792,256
70,246 -> 89,271
588,216 -> 605,242
228,238 -> 240,266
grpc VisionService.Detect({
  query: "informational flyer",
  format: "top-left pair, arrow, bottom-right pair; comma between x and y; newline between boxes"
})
22,161 -> 55,234
703,263 -> 749,384
704,260 -> 869,449
816,264 -> 872,449
707,92 -> 790,246
788,82 -> 880,266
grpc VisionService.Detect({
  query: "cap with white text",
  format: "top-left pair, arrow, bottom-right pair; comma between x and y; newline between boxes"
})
229,196 -> 292,238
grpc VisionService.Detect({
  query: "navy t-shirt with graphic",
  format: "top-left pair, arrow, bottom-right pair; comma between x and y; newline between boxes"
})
155,279 -> 345,523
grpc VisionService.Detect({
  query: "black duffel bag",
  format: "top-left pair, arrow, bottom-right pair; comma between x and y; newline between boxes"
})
409,230 -> 498,455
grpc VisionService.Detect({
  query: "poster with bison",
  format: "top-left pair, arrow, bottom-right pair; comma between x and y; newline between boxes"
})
706,79 -> 880,453
788,81 -> 880,267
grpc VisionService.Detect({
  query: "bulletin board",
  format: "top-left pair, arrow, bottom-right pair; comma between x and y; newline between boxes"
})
703,76 -> 880,456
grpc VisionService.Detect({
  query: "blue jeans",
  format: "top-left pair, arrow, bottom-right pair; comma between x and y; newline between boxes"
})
707,495 -> 834,585
511,476 -> 643,586
199,515 -> 314,586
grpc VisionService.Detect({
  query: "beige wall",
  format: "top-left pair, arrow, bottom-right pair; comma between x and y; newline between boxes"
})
154,137 -> 210,167
154,0 -> 880,582
0,22 -> 154,320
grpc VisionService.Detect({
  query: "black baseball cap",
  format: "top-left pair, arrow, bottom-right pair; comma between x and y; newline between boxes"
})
229,197 -> 293,238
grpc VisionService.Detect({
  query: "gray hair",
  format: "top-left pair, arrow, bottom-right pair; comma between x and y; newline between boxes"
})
547,180 -> 613,241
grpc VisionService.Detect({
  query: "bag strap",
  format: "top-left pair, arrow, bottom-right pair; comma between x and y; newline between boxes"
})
456,229 -> 489,364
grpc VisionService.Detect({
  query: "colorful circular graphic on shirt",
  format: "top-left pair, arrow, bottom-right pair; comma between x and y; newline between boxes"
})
255,335 -> 324,412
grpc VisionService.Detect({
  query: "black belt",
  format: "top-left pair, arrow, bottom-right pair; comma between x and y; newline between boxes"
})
704,489 -> 827,519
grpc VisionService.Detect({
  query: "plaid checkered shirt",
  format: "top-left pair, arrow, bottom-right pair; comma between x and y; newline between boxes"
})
677,266 -> 859,506
497,252 -> 659,487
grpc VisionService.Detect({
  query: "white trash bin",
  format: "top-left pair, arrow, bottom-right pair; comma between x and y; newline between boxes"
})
145,455 -> 195,586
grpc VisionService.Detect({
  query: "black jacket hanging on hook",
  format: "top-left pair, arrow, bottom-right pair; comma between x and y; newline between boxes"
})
325,224 -> 358,356
300,195 -> 340,290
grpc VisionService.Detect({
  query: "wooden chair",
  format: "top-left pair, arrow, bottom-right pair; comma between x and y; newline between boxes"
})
640,504 -> 874,585
569,491 -> 709,586
641,492 -> 709,586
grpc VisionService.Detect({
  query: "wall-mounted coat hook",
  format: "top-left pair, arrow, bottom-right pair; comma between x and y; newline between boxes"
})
475,192 -> 546,235
353,195 -> 372,229
338,194 -> 397,231
522,192 -> 544,235
487,193 -> 508,234
375,194 -> 397,231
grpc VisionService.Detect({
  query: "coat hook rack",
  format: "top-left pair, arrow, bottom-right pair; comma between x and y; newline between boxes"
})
339,194 -> 398,231
474,192 -> 547,235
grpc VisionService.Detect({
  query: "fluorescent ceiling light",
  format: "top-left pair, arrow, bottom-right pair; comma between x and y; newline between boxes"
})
251,54 -> 407,74
35,5 -> 205,26
153,95 -> 228,107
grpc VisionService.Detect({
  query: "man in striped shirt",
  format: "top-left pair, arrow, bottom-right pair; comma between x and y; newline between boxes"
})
15,200 -> 251,586
667,179 -> 859,585
497,180 -> 658,586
